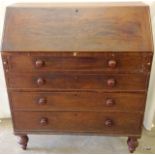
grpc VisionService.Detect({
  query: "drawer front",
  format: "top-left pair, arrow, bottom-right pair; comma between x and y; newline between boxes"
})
4,52 -> 152,73
13,111 -> 142,135
11,92 -> 146,112
8,73 -> 147,91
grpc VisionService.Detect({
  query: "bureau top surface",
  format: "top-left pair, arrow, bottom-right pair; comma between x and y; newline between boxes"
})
1,2 -> 153,52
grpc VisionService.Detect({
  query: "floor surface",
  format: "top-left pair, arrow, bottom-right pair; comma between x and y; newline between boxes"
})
0,119 -> 155,154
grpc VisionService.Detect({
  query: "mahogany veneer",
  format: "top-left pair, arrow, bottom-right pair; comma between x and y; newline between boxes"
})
1,2 -> 154,153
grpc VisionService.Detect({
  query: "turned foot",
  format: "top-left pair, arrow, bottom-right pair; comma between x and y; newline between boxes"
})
127,137 -> 139,153
18,135 -> 29,150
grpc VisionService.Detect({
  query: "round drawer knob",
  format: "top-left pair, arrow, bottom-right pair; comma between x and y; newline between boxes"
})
35,60 -> 44,68
37,77 -> 45,86
40,117 -> 48,126
108,60 -> 117,68
105,98 -> 115,106
107,78 -> 116,87
105,119 -> 113,127
38,97 -> 47,105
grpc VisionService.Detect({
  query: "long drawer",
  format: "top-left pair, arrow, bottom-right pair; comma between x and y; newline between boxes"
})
13,111 -> 142,135
2,52 -> 152,73
11,92 -> 146,112
7,73 -> 147,91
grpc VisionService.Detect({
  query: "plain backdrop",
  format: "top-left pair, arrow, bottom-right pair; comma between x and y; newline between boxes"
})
0,0 -> 155,131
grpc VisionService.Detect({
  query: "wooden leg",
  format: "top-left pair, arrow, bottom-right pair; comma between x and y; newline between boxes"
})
127,137 -> 139,153
18,135 -> 29,150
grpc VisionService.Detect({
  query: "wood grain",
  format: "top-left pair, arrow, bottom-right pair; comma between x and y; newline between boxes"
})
2,52 -> 153,73
10,91 -> 146,112
2,3 -> 153,52
7,73 -> 148,91
1,3 -> 153,152
13,111 -> 143,135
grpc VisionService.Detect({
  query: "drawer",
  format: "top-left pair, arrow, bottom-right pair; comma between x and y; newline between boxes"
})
3,52 -> 152,73
11,92 -> 146,112
13,111 -> 142,135
8,73 -> 147,91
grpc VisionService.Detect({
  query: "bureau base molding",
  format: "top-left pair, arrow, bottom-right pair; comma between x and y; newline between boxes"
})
14,132 -> 141,137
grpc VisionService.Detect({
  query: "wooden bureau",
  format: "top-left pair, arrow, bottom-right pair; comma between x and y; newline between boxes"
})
1,2 -> 154,153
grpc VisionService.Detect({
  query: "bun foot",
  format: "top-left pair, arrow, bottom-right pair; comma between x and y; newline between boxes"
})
127,137 -> 139,153
18,135 -> 29,150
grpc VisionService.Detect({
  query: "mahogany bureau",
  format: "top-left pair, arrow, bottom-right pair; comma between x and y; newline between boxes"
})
1,2 -> 154,153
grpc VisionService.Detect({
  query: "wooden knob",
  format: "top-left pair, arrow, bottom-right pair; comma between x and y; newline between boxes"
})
108,60 -> 117,68
37,97 -> 47,105
105,98 -> 115,106
35,60 -> 44,68
37,77 -> 45,86
40,117 -> 48,125
107,78 -> 116,87
105,119 -> 113,127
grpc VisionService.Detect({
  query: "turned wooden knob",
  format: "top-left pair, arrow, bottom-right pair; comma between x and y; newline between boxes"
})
105,98 -> 115,106
107,78 -> 116,87
37,97 -> 47,105
105,119 -> 113,127
40,117 -> 48,125
35,59 -> 44,68
108,60 -> 117,68
37,77 -> 45,86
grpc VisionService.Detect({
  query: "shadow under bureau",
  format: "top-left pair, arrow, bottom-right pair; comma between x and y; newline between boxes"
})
1,2 -> 154,153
